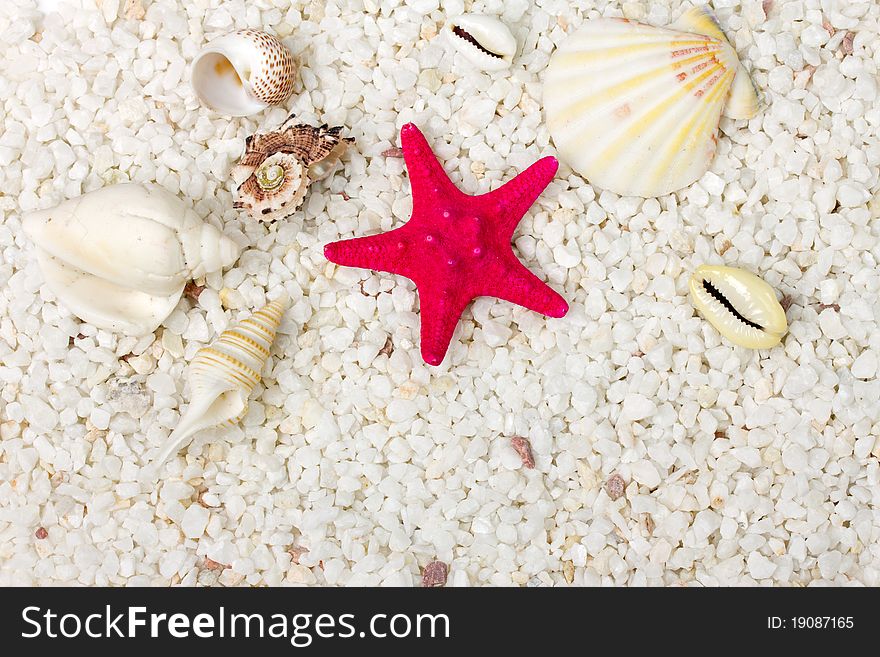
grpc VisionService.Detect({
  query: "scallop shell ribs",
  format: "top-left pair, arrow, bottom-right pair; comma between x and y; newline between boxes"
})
543,6 -> 759,198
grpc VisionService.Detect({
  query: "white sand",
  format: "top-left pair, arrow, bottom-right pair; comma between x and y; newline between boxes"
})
0,0 -> 878,586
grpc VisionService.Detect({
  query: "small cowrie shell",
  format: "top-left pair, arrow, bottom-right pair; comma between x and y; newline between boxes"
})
689,265 -> 788,349
444,14 -> 517,71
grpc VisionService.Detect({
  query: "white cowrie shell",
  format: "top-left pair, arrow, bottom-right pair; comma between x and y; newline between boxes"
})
445,14 -> 517,71
689,265 -> 788,349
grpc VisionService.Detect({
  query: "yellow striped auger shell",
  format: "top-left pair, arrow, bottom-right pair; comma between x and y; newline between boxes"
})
543,5 -> 759,198
154,295 -> 289,466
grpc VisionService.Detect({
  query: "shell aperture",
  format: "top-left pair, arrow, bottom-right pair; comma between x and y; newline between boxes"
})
452,26 -> 503,59
22,183 -> 240,336
191,29 -> 296,117
444,15 -> 517,70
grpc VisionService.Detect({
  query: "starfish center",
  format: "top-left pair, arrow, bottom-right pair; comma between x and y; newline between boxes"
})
420,209 -> 487,271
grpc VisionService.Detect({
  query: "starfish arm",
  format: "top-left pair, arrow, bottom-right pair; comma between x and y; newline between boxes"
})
400,123 -> 460,208
482,156 -> 559,237
482,259 -> 569,318
418,286 -> 472,366
324,227 -> 410,275
325,123 -> 566,366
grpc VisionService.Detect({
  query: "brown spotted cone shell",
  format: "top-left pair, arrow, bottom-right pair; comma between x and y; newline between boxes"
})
236,29 -> 296,106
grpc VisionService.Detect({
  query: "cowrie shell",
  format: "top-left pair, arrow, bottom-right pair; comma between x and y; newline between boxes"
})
445,14 -> 517,71
689,265 -> 787,349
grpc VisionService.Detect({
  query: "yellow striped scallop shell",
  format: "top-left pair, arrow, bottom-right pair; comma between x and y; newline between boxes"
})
154,295 -> 289,465
543,6 -> 759,198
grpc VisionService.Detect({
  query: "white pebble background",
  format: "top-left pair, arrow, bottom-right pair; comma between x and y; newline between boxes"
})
0,0 -> 878,586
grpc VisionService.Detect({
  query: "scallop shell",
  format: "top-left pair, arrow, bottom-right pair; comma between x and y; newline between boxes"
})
543,6 -> 760,197
191,29 -> 296,117
670,6 -> 760,120
445,14 -> 517,71
22,183 -> 240,336
154,295 -> 289,466
690,265 -> 787,349
232,115 -> 353,222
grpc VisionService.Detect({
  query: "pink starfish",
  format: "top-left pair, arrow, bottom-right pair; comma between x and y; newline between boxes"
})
324,123 -> 568,366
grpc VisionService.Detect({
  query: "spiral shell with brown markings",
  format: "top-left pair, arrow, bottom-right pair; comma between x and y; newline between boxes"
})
191,29 -> 296,117
232,116 -> 354,222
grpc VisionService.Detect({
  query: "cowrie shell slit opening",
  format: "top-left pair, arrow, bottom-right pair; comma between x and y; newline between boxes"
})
451,26 -> 505,60
689,264 -> 787,350
700,278 -> 763,331
444,14 -> 516,71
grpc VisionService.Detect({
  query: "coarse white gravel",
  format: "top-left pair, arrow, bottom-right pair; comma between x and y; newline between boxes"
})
1,0 -> 879,587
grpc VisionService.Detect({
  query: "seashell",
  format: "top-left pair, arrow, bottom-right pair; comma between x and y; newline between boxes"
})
670,6 -> 760,120
543,6 -> 760,198
232,115 -> 353,222
689,265 -> 787,349
444,14 -> 517,71
191,29 -> 296,117
154,295 -> 289,466
22,183 -> 240,336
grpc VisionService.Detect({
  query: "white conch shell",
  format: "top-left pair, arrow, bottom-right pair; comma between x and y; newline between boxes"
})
445,14 -> 517,71
543,5 -> 760,198
690,265 -> 787,349
192,29 -> 296,117
22,183 -> 240,336
154,295 -> 289,466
